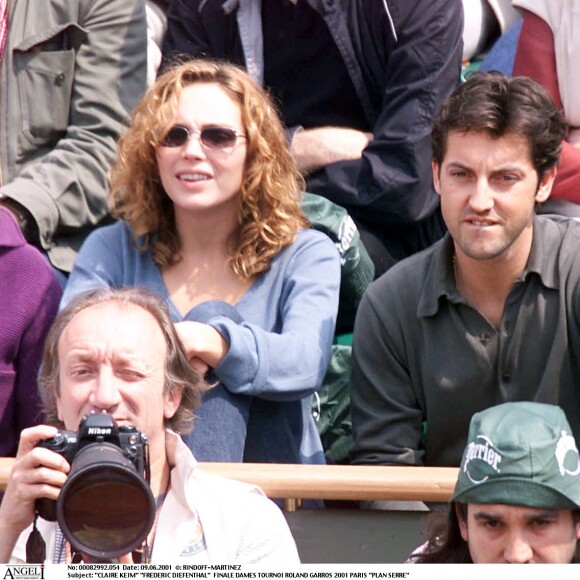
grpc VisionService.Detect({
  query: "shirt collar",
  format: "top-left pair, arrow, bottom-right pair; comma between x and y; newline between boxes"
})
524,215 -> 560,291
417,216 -> 562,318
164,429 -> 198,506
417,234 -> 459,318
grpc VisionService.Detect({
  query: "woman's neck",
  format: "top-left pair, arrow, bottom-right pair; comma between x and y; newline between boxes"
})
173,205 -> 239,257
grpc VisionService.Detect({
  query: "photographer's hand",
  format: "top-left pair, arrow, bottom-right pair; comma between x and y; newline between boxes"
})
0,425 -> 70,563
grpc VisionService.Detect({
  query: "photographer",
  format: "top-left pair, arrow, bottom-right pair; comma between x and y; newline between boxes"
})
0,287 -> 299,564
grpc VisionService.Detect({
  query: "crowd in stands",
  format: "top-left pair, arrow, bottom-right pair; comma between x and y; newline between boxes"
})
2,0 -> 580,564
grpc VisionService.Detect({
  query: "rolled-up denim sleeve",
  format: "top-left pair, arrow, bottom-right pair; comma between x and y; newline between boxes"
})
210,234 -> 341,402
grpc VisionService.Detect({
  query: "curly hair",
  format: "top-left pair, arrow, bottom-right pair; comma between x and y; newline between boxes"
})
110,58 -> 307,279
39,287 -> 206,435
432,72 -> 567,178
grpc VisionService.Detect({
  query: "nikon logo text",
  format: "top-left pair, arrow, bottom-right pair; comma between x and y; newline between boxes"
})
87,427 -> 112,435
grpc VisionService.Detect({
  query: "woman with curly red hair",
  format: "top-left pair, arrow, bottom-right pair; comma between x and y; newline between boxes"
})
62,59 -> 341,464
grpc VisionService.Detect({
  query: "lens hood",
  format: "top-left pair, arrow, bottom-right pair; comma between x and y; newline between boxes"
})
56,442 -> 155,560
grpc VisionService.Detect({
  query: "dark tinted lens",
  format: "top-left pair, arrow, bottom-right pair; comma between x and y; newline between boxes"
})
201,127 -> 237,148
162,126 -> 189,147
62,471 -> 152,553
58,443 -> 155,560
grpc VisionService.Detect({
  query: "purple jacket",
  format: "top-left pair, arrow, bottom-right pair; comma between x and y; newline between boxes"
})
0,209 -> 61,456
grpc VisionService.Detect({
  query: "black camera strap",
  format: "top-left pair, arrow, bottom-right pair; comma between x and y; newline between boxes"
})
25,515 -> 46,563
135,484 -> 169,563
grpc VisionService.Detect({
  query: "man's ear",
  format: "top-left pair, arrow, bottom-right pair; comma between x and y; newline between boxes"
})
535,166 -> 557,204
575,517 -> 580,541
456,503 -> 469,543
432,161 -> 442,196
163,388 -> 182,420
56,392 -> 64,423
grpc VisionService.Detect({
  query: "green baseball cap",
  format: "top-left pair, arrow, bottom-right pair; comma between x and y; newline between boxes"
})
452,402 -> 580,510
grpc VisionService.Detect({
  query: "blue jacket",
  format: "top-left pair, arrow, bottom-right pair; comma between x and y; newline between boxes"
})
62,222 -> 341,465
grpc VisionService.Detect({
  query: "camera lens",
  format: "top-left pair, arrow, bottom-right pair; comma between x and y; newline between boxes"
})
57,442 -> 155,560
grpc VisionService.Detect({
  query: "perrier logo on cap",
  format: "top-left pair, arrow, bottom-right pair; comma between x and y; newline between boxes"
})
462,434 -> 502,484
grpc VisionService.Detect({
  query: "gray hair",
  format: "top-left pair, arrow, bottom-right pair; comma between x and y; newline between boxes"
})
39,286 -> 205,434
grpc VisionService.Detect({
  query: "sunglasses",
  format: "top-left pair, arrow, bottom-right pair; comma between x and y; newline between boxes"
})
160,125 -> 246,149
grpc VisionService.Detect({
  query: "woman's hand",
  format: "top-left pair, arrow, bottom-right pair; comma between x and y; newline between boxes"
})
0,425 -> 70,562
175,321 -> 229,373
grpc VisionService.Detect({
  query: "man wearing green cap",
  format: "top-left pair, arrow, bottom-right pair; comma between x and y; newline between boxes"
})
414,402 -> 580,563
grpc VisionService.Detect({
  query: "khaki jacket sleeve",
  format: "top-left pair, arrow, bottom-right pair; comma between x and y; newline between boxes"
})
0,0 -> 147,268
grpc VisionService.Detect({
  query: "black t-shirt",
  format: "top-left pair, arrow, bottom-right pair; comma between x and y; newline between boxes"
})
262,0 -> 368,131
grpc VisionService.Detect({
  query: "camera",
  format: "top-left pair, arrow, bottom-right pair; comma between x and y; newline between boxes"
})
36,413 -> 155,560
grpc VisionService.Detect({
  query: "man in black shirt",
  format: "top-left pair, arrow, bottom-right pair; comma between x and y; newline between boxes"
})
349,73 -> 579,470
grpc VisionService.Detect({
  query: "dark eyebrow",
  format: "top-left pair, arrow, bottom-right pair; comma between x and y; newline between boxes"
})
489,166 -> 525,177
445,161 -> 471,171
445,161 -> 525,174
473,509 -> 560,525
472,511 -> 504,524
525,510 -> 559,524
